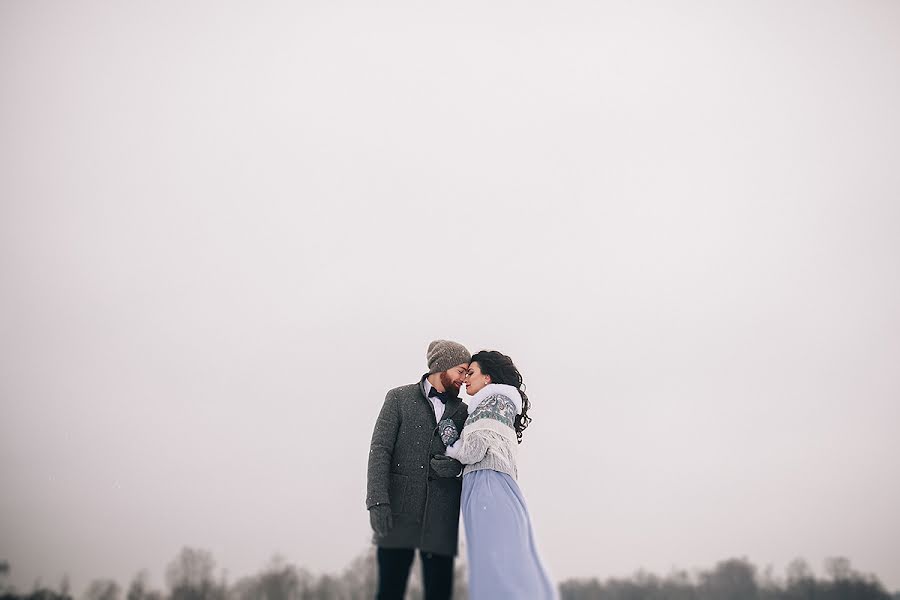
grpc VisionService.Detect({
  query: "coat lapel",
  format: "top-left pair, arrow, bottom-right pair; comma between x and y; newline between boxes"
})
441,397 -> 464,422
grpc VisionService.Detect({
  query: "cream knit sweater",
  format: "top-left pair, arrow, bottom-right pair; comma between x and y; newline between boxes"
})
444,383 -> 522,480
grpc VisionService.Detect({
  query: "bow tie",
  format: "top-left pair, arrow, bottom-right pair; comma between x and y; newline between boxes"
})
428,387 -> 454,405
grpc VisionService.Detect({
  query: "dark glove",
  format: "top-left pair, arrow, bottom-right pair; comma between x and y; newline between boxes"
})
430,455 -> 463,478
369,504 -> 392,537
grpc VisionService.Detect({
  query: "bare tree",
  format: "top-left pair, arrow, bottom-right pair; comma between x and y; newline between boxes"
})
165,548 -> 225,600
125,571 -> 163,600
698,558 -> 758,600
1,562 -> 10,595
83,580 -> 120,600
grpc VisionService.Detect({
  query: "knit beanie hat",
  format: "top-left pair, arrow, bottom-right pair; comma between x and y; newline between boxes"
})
426,340 -> 471,374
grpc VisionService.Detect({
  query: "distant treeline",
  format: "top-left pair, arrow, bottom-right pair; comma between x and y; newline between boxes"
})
1,550 -> 897,600
559,556 -> 898,600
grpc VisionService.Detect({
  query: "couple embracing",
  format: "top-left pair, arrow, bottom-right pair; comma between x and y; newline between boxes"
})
366,340 -> 556,599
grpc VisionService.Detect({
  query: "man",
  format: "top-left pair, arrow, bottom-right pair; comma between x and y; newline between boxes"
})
366,340 -> 471,600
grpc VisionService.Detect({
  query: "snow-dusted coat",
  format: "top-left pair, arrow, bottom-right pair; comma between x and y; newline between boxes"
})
366,376 -> 469,556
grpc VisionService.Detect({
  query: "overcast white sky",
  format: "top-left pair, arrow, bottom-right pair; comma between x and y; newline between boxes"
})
2,0 -> 899,595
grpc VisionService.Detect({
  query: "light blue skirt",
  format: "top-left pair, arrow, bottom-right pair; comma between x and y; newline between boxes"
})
461,469 -> 557,599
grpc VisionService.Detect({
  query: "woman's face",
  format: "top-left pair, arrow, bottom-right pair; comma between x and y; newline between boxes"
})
464,362 -> 491,396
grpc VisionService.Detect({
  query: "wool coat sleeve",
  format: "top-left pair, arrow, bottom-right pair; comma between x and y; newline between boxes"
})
366,391 -> 401,509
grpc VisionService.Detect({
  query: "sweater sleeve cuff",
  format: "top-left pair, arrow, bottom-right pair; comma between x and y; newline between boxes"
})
445,440 -> 461,459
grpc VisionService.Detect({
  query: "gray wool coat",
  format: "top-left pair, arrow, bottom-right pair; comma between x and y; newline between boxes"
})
366,376 -> 469,557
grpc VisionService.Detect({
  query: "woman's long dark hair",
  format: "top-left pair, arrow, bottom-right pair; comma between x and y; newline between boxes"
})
470,350 -> 532,444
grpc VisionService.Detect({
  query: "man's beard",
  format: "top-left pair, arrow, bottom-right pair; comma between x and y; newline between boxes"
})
439,372 -> 461,393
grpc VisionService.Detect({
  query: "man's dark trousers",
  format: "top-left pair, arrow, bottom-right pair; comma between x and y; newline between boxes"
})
376,547 -> 454,600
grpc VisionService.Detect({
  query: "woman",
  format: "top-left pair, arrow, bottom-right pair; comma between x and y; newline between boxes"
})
444,350 -> 557,599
